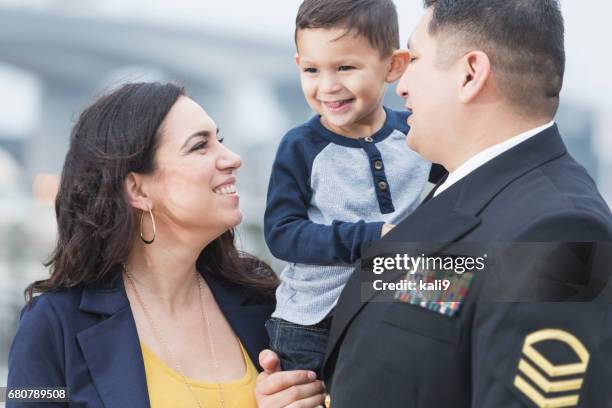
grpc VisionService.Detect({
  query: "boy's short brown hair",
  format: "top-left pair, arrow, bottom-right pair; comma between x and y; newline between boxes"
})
295,0 -> 400,57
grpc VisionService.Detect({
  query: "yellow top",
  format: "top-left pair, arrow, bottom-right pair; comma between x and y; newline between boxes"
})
141,341 -> 258,408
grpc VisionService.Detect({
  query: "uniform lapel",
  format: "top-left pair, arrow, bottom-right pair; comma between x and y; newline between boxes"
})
325,187 -> 480,374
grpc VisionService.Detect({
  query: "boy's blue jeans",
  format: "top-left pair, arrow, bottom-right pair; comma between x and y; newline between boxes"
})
264,316 -> 332,379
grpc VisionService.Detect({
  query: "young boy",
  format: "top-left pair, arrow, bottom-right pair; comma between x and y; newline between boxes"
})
264,0 -> 431,377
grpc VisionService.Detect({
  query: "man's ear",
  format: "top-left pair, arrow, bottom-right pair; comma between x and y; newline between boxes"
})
459,51 -> 491,104
125,172 -> 152,212
386,50 -> 410,83
294,53 -> 300,67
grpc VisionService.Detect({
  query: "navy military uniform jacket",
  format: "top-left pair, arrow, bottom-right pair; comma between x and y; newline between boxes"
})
323,125 -> 612,407
7,269 -> 275,407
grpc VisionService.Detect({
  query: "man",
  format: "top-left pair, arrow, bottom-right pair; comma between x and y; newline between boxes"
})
256,1 -> 612,407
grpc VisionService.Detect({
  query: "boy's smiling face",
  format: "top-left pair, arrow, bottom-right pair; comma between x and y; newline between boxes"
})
296,27 -> 398,138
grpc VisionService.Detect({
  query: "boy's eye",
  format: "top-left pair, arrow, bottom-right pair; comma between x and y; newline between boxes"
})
338,65 -> 355,71
303,67 -> 318,74
409,57 -> 418,63
218,137 -> 224,144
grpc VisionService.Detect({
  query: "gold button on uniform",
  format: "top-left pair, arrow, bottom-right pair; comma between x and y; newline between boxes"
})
325,393 -> 331,408
364,136 -> 374,142
378,180 -> 388,190
374,160 -> 383,170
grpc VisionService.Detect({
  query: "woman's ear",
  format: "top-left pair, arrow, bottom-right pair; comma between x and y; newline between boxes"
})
125,172 -> 152,212
386,50 -> 410,83
459,50 -> 491,104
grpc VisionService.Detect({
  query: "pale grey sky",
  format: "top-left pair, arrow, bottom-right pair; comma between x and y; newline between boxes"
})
0,0 -> 610,109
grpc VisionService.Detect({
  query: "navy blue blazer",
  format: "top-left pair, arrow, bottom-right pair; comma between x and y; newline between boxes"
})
7,269 -> 275,407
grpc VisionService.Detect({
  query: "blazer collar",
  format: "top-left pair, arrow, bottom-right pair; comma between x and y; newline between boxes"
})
78,268 -> 272,407
325,125 -> 568,378
77,269 -> 149,408
79,269 -> 128,316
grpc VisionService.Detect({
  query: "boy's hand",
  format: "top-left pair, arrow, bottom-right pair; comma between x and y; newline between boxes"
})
255,349 -> 326,408
381,223 -> 395,237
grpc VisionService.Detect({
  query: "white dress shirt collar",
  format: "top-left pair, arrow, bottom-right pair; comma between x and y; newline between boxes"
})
434,121 -> 555,197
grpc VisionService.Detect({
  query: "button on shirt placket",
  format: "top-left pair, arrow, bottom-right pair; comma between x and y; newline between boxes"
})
360,136 -> 394,214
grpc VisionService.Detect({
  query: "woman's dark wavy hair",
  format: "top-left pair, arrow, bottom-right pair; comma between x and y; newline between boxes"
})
25,82 -> 277,304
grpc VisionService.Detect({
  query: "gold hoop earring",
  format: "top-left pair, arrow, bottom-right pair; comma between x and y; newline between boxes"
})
140,208 -> 156,244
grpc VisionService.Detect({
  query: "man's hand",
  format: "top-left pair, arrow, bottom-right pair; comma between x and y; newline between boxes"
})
255,349 -> 326,408
381,223 -> 395,237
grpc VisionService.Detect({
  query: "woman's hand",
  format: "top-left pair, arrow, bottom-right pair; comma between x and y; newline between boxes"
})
255,350 -> 326,408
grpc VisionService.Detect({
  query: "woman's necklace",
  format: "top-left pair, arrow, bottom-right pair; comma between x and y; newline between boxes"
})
123,264 -> 226,408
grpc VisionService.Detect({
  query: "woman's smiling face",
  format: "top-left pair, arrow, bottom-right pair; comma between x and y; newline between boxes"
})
144,96 -> 243,236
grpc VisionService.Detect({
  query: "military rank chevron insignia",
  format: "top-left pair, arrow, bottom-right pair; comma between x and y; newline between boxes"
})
513,329 -> 590,408
393,269 -> 475,317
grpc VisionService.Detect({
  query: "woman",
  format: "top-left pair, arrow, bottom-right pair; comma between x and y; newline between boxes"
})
6,82 -> 311,407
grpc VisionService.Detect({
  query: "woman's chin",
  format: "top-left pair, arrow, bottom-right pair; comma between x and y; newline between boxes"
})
223,210 -> 243,230
231,211 -> 243,227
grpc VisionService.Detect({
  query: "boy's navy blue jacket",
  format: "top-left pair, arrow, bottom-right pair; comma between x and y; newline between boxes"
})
7,269 -> 275,407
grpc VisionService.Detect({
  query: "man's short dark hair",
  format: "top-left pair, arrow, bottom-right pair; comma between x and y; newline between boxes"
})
424,0 -> 565,118
295,0 -> 399,57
